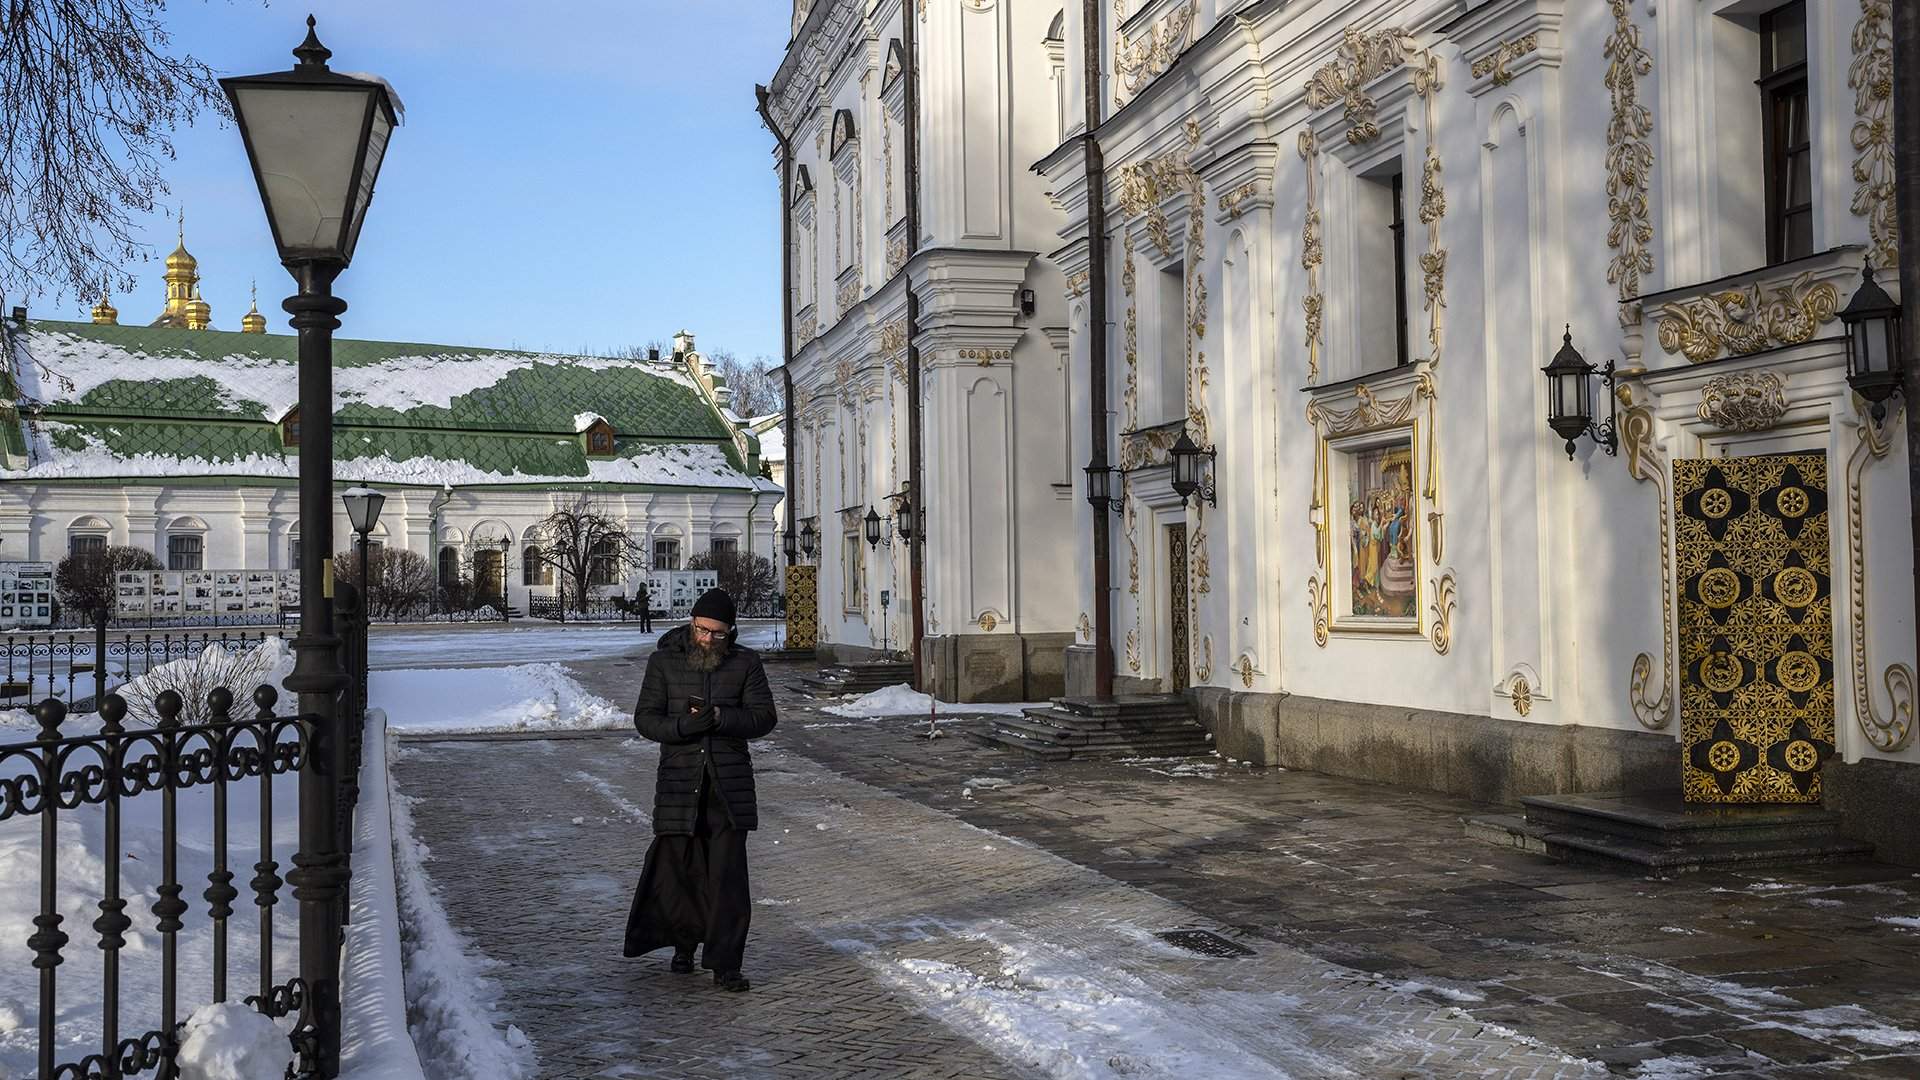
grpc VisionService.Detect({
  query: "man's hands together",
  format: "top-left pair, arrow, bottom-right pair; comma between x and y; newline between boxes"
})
681,701 -> 719,739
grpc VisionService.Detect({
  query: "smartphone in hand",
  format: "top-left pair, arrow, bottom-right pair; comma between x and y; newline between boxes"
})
687,695 -> 708,714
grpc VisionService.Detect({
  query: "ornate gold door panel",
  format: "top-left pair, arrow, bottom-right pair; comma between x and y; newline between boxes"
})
1168,523 -> 1190,691
785,565 -> 818,650
1676,452 -> 1836,804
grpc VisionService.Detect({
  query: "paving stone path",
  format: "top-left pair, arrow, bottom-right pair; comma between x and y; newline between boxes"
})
389,650 -> 1920,1078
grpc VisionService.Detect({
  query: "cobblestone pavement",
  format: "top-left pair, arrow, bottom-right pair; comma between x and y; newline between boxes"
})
390,646 -> 1920,1078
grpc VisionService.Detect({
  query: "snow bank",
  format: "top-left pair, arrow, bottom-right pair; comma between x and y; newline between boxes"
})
822,684 -> 1045,720
373,663 -> 623,734
339,709 -> 428,1080
389,785 -> 536,1079
176,1002 -> 292,1080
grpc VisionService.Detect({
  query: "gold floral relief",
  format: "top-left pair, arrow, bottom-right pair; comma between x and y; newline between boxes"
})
1115,0 -> 1198,108
1298,129 -> 1324,382
1619,384 -> 1677,734
1428,571 -> 1456,655
1655,273 -> 1841,364
1605,0 -> 1656,313
1305,26 -> 1417,144
1697,372 -> 1790,432
1506,672 -> 1533,716
1471,34 -> 1539,86
1850,0 -> 1898,270
1237,654 -> 1255,688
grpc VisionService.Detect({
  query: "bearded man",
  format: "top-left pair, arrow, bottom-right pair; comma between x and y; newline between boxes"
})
624,588 -> 777,991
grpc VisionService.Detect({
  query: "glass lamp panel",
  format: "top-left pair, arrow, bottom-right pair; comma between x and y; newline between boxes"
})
342,103 -> 394,262
1863,319 -> 1893,375
233,84 -> 376,257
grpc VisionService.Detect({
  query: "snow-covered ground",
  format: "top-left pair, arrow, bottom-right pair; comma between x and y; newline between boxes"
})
822,683 -> 1046,720
372,664 -> 624,734
367,621 -> 783,670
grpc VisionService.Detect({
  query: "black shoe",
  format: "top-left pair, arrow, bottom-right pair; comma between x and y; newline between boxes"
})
714,969 -> 750,992
669,950 -> 695,974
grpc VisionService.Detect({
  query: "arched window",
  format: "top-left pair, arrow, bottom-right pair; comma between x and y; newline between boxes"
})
523,544 -> 551,586
652,537 -> 680,571
438,546 -> 460,588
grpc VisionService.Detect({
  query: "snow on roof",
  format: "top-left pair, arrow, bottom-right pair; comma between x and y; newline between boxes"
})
574,412 -> 607,433
756,424 -> 785,462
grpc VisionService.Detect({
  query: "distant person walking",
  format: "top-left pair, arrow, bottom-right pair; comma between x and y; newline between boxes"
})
624,588 -> 777,991
636,580 -> 653,632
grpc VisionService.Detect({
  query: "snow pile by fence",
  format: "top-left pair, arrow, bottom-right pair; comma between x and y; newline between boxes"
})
823,684 -> 1044,720
373,663 -> 624,734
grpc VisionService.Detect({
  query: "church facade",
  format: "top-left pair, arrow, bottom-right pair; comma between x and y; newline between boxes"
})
1,237 -> 780,617
1031,0 -> 1914,858
768,0 -> 1079,699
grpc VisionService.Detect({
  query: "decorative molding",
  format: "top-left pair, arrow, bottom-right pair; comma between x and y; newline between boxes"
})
1604,0 -> 1655,317
1115,120 -> 1211,440
977,611 -> 998,632
1118,421 -> 1183,470
878,317 -> 907,359
1077,611 -> 1093,642
1697,372 -> 1790,432
1218,182 -> 1257,219
957,347 -> 1012,364
1305,27 -> 1418,145
1306,575 -> 1331,648
1191,518 -> 1209,596
1195,635 -> 1213,683
1235,654 -> 1254,688
1412,50 -> 1446,368
1428,571 -> 1456,655
1506,672 -> 1533,716
1298,130 -> 1323,383
1471,33 -> 1539,86
836,267 -> 865,314
1065,270 -> 1089,298
1618,385 -> 1672,730
1304,372 -> 1436,436
1654,273 -> 1841,364
1846,401 -> 1915,750
1114,0 -> 1197,108
1125,626 -> 1141,672
1850,0 -> 1898,270
1122,230 -> 1139,429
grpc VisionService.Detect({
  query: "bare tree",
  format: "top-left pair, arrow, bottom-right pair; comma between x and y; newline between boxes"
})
686,550 -> 777,615
526,495 -> 649,614
0,1 -> 243,302
333,546 -> 436,619
705,348 -> 784,418
54,545 -> 162,626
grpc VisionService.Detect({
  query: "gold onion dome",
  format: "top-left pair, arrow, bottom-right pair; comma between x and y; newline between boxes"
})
185,286 -> 212,330
91,291 -> 118,325
164,242 -> 198,274
241,283 -> 267,334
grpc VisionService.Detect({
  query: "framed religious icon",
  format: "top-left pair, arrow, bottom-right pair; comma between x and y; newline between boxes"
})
1335,436 -> 1420,629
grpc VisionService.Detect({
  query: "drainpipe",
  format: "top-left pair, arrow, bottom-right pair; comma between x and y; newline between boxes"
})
904,0 -> 928,691
1893,2 -> 1920,676
1082,0 -> 1115,699
755,85 -> 799,599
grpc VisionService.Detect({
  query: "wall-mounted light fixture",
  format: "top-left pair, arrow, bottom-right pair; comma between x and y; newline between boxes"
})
1840,261 -> 1905,423
1168,431 -> 1217,506
1542,326 -> 1618,460
1084,463 -> 1123,515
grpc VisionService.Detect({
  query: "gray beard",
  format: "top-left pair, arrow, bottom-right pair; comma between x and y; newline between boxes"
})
687,640 -> 725,672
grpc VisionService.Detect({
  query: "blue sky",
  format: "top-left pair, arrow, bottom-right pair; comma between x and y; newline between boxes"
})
42,0 -> 791,359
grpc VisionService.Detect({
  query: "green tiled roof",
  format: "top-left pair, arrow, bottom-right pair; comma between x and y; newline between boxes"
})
8,319 -> 761,488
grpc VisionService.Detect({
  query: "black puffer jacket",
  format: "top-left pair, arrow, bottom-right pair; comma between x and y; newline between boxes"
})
632,625 -> 778,834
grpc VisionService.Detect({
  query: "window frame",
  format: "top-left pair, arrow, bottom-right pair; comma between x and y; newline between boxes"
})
1758,1 -> 1812,265
166,534 -> 204,571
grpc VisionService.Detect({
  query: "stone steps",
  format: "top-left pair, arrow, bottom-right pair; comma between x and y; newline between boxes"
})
972,694 -> 1212,760
802,661 -> 915,699
1465,791 -> 1874,875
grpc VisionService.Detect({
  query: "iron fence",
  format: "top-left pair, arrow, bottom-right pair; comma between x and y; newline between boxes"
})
2,632 -> 281,714
0,681 -> 360,1077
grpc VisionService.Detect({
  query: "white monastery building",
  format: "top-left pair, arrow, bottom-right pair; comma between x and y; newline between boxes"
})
0,235 -> 781,614
775,0 -> 1916,862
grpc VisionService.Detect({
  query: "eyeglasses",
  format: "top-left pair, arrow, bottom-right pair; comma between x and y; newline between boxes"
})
690,623 -> 728,639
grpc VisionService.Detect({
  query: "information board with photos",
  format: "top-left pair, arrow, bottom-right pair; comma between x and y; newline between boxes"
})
116,569 -> 295,620
0,561 -> 55,627
646,569 -> 720,615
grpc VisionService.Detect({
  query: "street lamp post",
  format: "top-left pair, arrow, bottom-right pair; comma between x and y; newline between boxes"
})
223,19 -> 398,1078
342,487 -> 384,719
497,536 -> 512,623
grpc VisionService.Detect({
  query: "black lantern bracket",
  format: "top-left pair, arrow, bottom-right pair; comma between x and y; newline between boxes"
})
1168,431 -> 1219,507
1542,326 -> 1620,461
1084,462 -> 1124,515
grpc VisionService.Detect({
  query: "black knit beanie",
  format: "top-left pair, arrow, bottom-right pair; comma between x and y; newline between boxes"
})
689,588 -> 736,626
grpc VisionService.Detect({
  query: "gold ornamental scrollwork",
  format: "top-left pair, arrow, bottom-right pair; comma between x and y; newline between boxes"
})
1428,571 -> 1457,655
1298,129 -> 1324,382
1114,120 -> 1212,444
1850,0 -> 1898,270
1655,273 -> 1841,364
977,611 -> 998,632
878,318 -> 907,360
1471,34 -> 1539,86
1122,229 -> 1139,429
1114,0 -> 1198,108
1413,49 -> 1447,368
1619,385 -> 1673,730
1236,654 -> 1255,689
1195,635 -> 1213,683
1065,270 -> 1089,298
1077,612 -> 1093,642
1846,401 -> 1915,750
1605,0 -> 1656,315
1506,672 -> 1533,716
1697,372 -> 1790,432
1219,182 -> 1257,219
1305,26 -> 1417,145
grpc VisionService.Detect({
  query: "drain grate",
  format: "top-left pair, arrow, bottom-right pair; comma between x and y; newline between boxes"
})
1154,928 -> 1255,958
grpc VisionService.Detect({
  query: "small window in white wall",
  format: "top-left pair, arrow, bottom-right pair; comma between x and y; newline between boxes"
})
654,538 -> 681,571
1157,263 -> 1185,423
1354,160 -> 1409,372
167,535 -> 203,571
843,532 -> 864,613
68,534 -> 106,557
711,537 -> 739,558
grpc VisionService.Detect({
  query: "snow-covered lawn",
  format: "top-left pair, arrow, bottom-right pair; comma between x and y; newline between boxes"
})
367,620 -> 783,670
822,684 -> 1046,720
371,664 -> 624,734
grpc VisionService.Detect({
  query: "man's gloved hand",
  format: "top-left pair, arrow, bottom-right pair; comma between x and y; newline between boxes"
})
679,705 -> 719,739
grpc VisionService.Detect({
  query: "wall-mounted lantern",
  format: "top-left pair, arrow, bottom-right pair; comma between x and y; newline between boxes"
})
1841,261 -> 1905,423
1168,431 -> 1217,506
1542,326 -> 1618,460
1084,463 -> 1122,515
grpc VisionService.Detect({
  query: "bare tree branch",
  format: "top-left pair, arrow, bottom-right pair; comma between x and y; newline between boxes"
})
0,0 -> 238,302
525,494 -> 650,613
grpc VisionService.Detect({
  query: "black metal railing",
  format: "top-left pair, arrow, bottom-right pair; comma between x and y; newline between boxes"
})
4,676 -> 363,1077
1,632 -> 279,714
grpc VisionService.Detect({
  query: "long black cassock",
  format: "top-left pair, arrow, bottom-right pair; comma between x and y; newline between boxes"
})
624,767 -> 751,970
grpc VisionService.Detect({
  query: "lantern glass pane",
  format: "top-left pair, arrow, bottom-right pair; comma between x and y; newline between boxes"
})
1863,319 -> 1893,375
233,84 -> 377,256
343,103 -> 393,261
